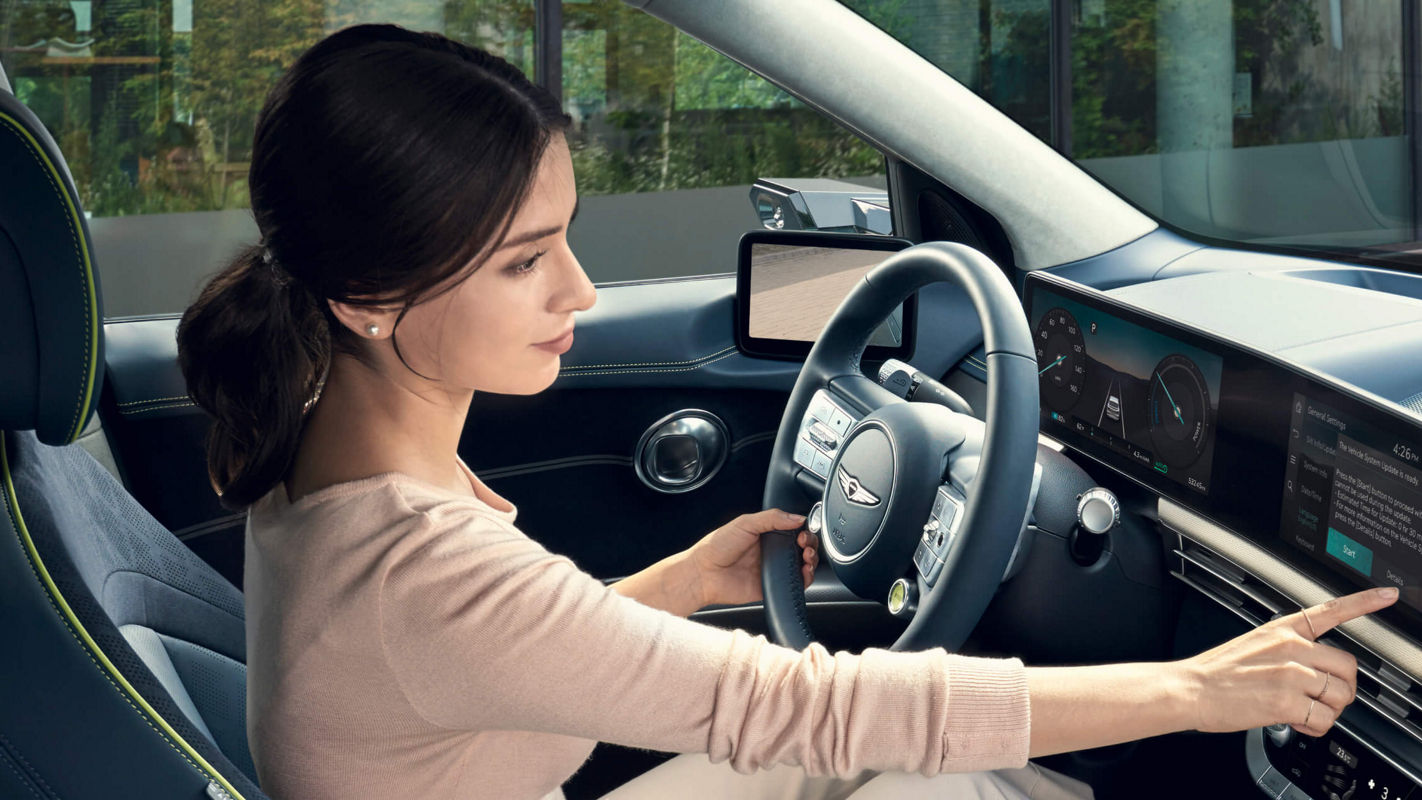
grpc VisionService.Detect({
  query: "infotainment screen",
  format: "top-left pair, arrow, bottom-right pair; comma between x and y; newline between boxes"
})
1029,287 -> 1224,496
1024,272 -> 1422,635
1280,394 -> 1422,610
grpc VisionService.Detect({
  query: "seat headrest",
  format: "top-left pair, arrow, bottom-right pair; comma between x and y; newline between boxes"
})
0,89 -> 104,445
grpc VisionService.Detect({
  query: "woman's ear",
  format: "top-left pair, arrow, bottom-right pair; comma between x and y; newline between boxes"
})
327,299 -> 400,340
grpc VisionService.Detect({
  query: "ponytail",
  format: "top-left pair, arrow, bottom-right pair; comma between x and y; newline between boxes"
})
177,245 -> 330,509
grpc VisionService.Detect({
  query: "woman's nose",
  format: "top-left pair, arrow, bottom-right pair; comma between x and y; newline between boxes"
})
553,249 -> 597,313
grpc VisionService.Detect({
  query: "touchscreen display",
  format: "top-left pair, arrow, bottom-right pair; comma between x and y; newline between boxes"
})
1030,287 -> 1224,496
1280,393 -> 1422,609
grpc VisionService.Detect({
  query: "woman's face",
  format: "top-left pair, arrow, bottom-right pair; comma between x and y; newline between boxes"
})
382,135 -> 595,396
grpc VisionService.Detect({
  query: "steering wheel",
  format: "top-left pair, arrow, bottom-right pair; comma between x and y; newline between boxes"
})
760,241 -> 1040,652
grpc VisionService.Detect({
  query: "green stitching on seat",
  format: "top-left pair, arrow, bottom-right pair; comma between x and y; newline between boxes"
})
116,394 -> 191,408
0,436 -> 247,800
0,112 -> 101,444
118,401 -> 198,416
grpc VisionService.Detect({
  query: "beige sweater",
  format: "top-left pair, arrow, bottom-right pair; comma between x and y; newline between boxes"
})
244,464 -> 1032,799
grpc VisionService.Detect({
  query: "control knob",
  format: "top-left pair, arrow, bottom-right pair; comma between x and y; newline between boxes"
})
1071,488 -> 1119,565
1076,488 -> 1120,534
1264,723 -> 1294,749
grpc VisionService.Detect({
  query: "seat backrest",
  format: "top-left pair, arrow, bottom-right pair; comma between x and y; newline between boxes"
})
0,79 -> 265,799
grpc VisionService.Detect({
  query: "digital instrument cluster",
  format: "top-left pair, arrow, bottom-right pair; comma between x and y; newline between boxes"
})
1030,290 -> 1223,496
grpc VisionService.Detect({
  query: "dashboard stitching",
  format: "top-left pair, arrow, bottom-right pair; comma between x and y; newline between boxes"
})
557,350 -> 739,377
559,345 -> 737,371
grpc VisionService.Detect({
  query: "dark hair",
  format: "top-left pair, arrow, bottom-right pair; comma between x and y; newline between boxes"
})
177,24 -> 570,509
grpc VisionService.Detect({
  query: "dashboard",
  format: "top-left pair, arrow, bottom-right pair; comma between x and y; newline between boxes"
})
1025,271 -> 1422,800
1026,272 -> 1422,635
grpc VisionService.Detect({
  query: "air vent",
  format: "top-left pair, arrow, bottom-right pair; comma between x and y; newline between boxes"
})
1173,535 -> 1422,746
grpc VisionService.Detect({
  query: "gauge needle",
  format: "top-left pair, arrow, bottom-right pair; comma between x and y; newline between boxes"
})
1039,355 -> 1066,375
1156,372 -> 1184,425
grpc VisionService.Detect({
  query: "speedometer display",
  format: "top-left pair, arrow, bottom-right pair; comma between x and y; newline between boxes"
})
1027,285 -> 1222,496
1148,354 -> 1213,469
1035,307 -> 1086,412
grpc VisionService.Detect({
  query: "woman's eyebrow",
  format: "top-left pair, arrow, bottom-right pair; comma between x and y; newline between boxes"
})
499,199 -> 580,250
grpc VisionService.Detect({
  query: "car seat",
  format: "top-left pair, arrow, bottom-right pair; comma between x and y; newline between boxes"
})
0,70 -> 266,799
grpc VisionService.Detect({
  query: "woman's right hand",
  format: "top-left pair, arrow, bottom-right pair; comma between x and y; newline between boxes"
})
1180,587 -> 1398,737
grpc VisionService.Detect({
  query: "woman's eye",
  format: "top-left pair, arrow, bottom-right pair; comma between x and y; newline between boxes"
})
509,252 -> 545,276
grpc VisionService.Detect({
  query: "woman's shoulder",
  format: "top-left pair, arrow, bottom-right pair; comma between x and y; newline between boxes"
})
259,460 -> 513,521
248,468 -> 525,562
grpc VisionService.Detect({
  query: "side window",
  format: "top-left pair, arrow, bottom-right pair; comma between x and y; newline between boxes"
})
559,3 -> 887,283
0,1 -> 885,315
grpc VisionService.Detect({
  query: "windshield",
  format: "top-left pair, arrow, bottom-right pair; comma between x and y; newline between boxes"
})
843,1 -> 1421,268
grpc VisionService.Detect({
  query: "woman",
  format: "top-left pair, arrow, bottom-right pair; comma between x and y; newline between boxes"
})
177,24 -> 1395,800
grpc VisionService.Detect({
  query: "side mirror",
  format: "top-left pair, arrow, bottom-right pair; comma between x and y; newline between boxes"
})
750,178 -> 892,235
735,229 -> 915,361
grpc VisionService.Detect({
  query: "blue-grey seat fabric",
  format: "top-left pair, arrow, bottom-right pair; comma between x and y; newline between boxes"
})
0,83 -> 266,799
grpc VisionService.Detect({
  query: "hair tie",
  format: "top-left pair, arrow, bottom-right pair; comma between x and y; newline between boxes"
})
262,245 -> 291,288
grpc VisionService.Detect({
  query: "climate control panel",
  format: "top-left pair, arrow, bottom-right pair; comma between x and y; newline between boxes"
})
1249,724 -> 1420,800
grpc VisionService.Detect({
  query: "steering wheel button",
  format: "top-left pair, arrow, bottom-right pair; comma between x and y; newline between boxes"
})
793,436 -> 817,471
807,502 -> 825,535
810,449 -> 833,478
914,543 -> 932,572
807,421 -> 838,451
827,409 -> 853,436
938,502 -> 958,531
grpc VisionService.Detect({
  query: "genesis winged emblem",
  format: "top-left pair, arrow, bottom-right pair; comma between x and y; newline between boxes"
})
836,467 -> 881,507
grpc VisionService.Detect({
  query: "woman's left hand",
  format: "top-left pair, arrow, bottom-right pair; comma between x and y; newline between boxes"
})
688,509 -> 817,608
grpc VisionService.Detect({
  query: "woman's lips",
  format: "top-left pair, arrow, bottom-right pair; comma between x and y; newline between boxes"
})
534,329 -> 574,354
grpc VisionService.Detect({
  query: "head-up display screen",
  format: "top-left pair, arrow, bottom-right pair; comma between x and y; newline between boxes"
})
1029,287 -> 1224,496
1024,272 -> 1422,635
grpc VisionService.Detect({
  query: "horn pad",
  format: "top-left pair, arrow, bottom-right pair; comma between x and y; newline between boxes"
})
823,424 -> 894,560
821,400 -> 965,600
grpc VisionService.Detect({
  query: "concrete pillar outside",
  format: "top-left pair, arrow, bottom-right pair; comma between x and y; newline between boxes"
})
1156,0 -> 1234,229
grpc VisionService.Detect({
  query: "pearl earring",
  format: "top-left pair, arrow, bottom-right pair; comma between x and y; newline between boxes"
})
366,323 -> 380,336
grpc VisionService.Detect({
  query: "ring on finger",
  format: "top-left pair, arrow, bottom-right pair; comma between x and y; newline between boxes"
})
1315,671 -> 1331,701
1300,607 -> 1319,639
1304,698 -> 1316,728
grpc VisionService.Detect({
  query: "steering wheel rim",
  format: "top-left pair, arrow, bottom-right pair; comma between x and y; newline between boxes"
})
759,241 -> 1039,652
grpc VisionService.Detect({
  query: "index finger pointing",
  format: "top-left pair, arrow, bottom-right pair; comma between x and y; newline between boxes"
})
1293,587 -> 1399,639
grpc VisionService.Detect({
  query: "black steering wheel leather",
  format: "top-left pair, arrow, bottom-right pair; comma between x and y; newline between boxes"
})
760,241 -> 1039,652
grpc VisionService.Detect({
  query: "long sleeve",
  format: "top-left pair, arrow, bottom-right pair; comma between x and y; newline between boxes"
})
376,499 -> 1031,777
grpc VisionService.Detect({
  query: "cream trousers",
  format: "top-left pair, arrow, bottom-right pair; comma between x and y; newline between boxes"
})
601,754 -> 1094,800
